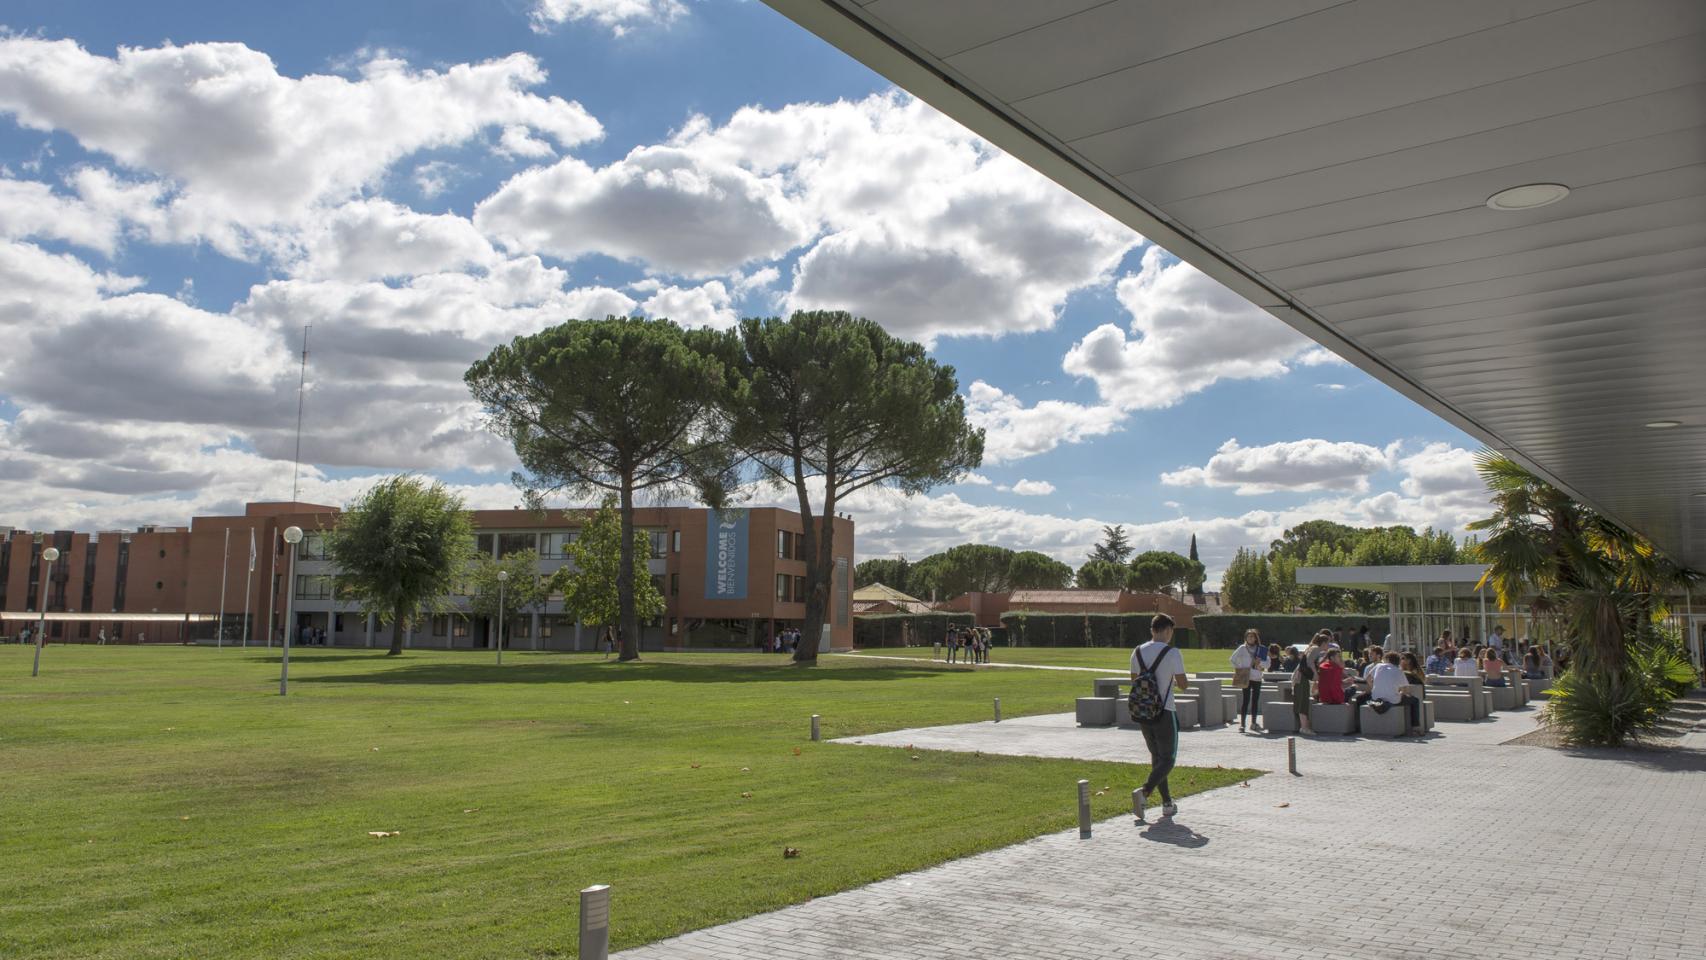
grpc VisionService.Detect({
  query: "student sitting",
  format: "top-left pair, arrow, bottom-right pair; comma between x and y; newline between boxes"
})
1452,648 -> 1480,678
1481,650 -> 1509,686
1399,652 -> 1426,691
1315,649 -> 1350,705
1424,646 -> 1451,675
1362,652 -> 1424,736
1522,649 -> 1544,679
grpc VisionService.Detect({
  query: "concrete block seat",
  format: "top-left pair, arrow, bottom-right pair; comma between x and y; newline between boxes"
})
1525,677 -> 1554,699
1424,690 -> 1477,722
1358,701 -> 1422,736
1173,697 -> 1201,729
1093,677 -> 1126,700
1309,703 -> 1359,736
1223,691 -> 1241,721
1076,697 -> 1116,727
1261,701 -> 1299,733
1486,682 -> 1523,710
1186,678 -> 1226,726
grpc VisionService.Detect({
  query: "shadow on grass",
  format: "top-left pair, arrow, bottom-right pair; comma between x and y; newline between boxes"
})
288,660 -> 953,686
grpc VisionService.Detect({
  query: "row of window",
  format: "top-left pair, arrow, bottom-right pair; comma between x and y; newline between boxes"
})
471,530 -> 676,560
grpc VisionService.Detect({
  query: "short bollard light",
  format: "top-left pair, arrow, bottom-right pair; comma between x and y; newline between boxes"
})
1288,736 -> 1298,775
1076,779 -> 1091,839
993,698 -> 1002,723
810,714 -> 820,741
579,884 -> 610,960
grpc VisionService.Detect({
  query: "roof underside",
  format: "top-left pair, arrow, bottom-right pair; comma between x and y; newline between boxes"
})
762,0 -> 1706,567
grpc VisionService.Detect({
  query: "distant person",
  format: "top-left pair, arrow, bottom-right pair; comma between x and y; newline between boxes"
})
1291,632 -> 1327,734
1522,648 -> 1544,680
945,628 -> 958,664
1316,648 -> 1349,705
1356,624 -> 1370,651
1488,625 -> 1507,656
1130,614 -> 1189,820
1267,643 -> 1283,670
1481,649 -> 1509,686
97,627 -> 107,646
1361,652 -> 1424,737
1399,652 -> 1426,691
1230,629 -> 1265,733
1425,646 -> 1450,675
1453,647 -> 1479,678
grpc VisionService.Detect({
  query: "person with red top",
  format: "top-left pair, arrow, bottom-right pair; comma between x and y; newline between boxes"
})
1315,648 -> 1350,705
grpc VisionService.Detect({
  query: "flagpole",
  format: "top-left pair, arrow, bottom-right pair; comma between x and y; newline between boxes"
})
265,527 -> 279,648
241,527 -> 255,649
217,527 -> 229,649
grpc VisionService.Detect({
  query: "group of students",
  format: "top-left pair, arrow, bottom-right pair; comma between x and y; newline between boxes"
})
1422,627 -> 1561,684
944,626 -> 993,664
1266,630 -> 1429,737
767,627 -> 803,654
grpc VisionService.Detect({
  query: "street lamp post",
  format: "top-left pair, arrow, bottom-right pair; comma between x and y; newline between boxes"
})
280,526 -> 303,696
31,546 -> 60,677
496,569 -> 508,666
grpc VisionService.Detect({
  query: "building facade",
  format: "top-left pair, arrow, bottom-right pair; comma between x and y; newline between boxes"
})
1,502 -> 855,651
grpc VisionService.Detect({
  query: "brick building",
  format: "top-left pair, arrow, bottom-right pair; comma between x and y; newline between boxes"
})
1,502 -> 854,651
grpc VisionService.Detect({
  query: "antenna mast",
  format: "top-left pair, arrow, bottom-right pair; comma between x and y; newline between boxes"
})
291,324 -> 311,503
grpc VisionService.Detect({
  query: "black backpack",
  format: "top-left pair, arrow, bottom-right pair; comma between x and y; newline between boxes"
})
1129,644 -> 1171,724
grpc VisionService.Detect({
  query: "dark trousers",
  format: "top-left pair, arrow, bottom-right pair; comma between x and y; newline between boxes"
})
1357,694 -> 1422,729
1138,712 -> 1179,803
1240,681 -> 1263,722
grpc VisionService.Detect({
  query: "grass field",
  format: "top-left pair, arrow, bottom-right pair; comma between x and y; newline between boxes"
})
2,646 -> 1251,959
845,645 -> 1236,673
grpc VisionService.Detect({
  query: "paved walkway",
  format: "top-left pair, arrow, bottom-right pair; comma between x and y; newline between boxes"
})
832,652 -> 1112,673
618,707 -> 1706,960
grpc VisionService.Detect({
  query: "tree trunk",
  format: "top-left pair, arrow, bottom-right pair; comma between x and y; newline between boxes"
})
618,476 -> 641,662
388,606 -> 404,656
794,485 -> 835,664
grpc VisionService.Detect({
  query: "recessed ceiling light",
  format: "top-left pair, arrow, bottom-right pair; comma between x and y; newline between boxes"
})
1486,183 -> 1570,211
1645,420 -> 1683,429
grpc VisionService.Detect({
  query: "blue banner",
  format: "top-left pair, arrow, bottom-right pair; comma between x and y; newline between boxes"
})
705,509 -> 749,600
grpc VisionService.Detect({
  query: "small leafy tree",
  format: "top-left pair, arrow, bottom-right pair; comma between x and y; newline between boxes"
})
551,499 -> 665,646
1006,550 -> 1073,590
1127,550 -> 1202,594
1076,559 -> 1126,591
1220,547 -> 1274,613
723,311 -> 982,662
854,557 -> 913,594
466,317 -> 735,662
466,549 -> 548,649
327,476 -> 473,656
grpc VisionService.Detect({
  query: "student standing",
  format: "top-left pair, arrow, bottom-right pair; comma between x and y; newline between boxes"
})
1131,614 -> 1189,820
1230,629 -> 1265,733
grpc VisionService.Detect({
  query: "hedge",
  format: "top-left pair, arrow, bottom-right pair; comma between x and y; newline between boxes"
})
999,612 -> 1194,649
1193,614 -> 1390,649
853,612 -> 974,648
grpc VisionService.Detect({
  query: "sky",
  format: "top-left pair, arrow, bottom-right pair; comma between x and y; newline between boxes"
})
0,0 -> 1493,586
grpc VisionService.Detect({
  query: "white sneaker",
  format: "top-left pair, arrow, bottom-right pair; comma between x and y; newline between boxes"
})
1133,789 -> 1148,822
1161,802 -> 1179,817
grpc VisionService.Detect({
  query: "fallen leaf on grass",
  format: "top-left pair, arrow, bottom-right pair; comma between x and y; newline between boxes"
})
740,792 -> 753,800
783,847 -> 801,859
791,747 -> 801,756
462,808 -> 480,814
371,747 -> 380,752
904,744 -> 914,751
179,816 -> 191,821
690,763 -> 701,769
910,755 -> 921,761
368,831 -> 401,838
1094,790 -> 1107,797
739,766 -> 750,773
1239,782 -> 1250,789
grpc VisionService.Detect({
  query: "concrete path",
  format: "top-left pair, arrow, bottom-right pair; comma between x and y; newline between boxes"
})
617,707 -> 1706,959
832,651 -> 1114,673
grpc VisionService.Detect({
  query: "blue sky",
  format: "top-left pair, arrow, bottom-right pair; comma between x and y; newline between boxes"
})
0,0 -> 1488,584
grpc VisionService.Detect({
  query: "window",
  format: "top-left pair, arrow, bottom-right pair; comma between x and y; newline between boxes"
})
777,573 -> 790,603
539,617 -> 555,639
777,530 -> 790,560
794,576 -> 806,604
432,615 -> 449,637
300,531 -> 329,559
651,574 -> 666,597
295,575 -> 333,599
646,530 -> 667,559
670,573 -> 679,597
672,530 -> 681,553
476,533 -> 494,556
333,614 -> 345,632
498,532 -> 537,558
541,532 -> 571,558
452,617 -> 470,638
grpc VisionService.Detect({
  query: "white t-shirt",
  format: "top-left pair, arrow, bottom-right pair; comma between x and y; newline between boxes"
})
1365,662 -> 1405,703
1453,656 -> 1479,677
1131,640 -> 1186,713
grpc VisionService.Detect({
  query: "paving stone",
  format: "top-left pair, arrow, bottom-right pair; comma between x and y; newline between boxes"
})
617,707 -> 1706,959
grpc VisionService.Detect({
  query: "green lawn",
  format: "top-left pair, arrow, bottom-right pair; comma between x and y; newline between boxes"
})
845,645 -> 1236,673
1,646 -> 1251,959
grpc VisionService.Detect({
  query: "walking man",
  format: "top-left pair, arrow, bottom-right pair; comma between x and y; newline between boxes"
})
1131,613 -> 1189,820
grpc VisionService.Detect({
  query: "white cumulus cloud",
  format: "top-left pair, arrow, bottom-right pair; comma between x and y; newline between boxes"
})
1161,438 -> 1400,495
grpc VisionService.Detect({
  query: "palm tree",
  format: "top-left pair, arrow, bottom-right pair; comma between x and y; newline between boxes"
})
1469,451 -> 1697,741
